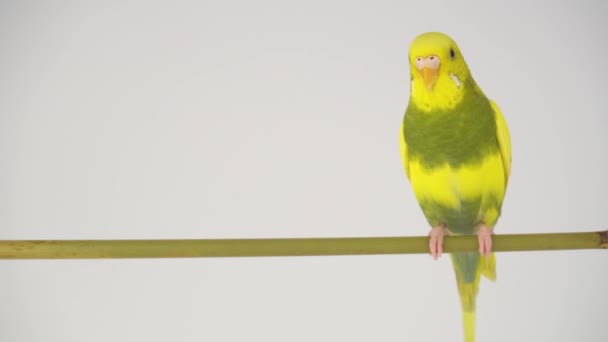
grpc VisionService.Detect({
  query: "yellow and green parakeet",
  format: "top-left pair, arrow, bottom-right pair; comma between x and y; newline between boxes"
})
400,32 -> 511,342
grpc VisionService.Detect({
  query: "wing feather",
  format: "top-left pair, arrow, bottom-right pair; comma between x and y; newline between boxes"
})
489,100 -> 511,187
399,121 -> 411,179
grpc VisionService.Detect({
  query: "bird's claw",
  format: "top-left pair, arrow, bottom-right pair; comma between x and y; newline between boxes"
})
477,224 -> 493,257
429,225 -> 447,260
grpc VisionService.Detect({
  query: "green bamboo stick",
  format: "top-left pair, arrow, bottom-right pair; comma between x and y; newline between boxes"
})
0,231 -> 606,259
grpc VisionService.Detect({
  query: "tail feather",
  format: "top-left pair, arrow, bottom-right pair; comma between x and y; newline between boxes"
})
480,252 -> 496,281
450,252 -> 496,342
463,311 -> 475,342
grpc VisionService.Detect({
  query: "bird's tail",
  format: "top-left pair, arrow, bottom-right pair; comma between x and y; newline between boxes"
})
450,252 -> 496,342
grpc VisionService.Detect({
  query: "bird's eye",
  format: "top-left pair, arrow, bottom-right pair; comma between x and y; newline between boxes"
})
449,48 -> 455,59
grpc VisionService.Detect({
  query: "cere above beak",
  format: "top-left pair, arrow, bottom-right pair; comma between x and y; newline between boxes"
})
415,55 -> 440,90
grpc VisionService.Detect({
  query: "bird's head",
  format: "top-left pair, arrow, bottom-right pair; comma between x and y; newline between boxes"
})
408,32 -> 473,111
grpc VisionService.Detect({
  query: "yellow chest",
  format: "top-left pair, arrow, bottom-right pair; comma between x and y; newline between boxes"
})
408,152 -> 506,227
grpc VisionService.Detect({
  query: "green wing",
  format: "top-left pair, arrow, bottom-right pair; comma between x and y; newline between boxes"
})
399,121 -> 410,179
489,100 -> 511,187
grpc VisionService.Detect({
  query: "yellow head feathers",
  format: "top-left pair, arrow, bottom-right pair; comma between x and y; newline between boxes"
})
408,32 -> 475,111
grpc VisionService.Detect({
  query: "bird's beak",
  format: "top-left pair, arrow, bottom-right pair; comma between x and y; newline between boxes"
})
420,67 -> 439,90
415,55 -> 441,91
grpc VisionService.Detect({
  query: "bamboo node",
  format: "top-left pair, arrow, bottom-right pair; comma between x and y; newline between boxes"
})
600,230 -> 608,249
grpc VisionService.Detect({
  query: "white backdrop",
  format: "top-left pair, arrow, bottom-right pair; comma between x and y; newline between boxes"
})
1,1 -> 607,341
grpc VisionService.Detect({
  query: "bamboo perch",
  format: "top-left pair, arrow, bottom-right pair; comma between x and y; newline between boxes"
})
0,230 -> 606,260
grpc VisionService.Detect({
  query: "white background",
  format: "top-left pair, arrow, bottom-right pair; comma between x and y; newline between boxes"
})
1,1 -> 607,341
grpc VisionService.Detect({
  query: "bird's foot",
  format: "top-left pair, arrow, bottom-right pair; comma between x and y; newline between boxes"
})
477,224 -> 493,257
428,224 -> 447,260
